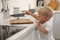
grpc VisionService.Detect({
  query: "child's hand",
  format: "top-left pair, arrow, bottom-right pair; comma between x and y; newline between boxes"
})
22,11 -> 33,15
36,20 -> 40,30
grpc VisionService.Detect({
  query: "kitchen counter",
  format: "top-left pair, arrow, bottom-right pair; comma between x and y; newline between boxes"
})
0,15 -> 38,40
0,15 -> 36,25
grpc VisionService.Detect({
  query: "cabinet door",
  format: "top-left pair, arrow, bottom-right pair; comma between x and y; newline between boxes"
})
20,29 -> 36,40
53,12 -> 60,39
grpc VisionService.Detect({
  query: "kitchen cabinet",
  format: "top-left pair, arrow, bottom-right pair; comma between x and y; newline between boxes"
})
18,29 -> 36,40
53,11 -> 60,39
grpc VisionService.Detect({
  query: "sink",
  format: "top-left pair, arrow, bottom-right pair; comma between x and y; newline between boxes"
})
0,25 -> 26,40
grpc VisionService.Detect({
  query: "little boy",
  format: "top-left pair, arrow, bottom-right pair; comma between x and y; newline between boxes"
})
23,7 -> 55,40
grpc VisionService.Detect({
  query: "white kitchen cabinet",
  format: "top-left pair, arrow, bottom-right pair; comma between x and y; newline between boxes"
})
14,29 -> 38,40
20,28 -> 41,40
53,11 -> 60,39
20,29 -> 36,40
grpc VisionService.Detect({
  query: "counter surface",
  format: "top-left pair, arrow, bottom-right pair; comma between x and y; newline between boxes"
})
0,15 -> 36,40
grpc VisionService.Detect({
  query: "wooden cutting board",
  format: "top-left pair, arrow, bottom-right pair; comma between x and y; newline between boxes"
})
10,19 -> 33,24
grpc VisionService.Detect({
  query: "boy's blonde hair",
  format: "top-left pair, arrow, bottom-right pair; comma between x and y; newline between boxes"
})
38,7 -> 53,19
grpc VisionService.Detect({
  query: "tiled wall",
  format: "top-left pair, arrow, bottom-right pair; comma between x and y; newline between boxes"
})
8,0 -> 36,15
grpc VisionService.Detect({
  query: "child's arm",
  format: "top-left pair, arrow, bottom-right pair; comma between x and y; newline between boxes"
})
37,20 -> 48,35
22,11 -> 39,20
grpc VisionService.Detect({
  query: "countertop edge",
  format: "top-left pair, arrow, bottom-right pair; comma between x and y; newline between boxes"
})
6,23 -> 36,40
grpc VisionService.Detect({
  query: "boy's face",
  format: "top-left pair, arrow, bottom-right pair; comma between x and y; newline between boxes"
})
39,13 -> 49,23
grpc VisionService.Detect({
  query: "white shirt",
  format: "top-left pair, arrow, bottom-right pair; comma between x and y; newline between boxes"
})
38,17 -> 55,40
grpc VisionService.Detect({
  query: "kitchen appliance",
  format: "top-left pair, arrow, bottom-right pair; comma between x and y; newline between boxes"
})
29,9 -> 35,13
37,0 -> 44,7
